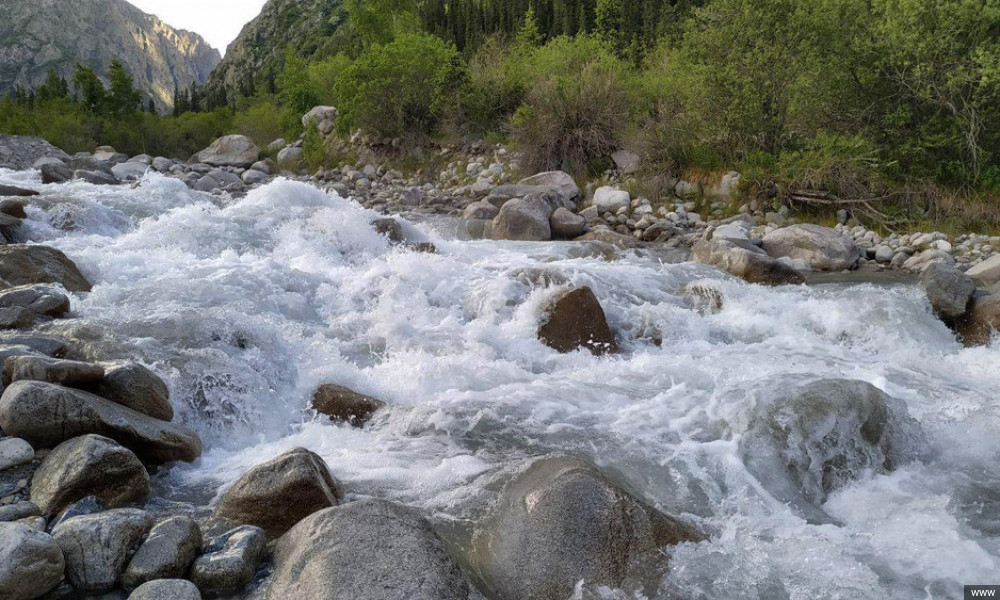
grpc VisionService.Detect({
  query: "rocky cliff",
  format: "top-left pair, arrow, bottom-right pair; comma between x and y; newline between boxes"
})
203,0 -> 344,104
0,0 -> 221,111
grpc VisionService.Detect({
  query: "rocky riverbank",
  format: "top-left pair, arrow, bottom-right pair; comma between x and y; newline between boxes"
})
0,128 -> 998,598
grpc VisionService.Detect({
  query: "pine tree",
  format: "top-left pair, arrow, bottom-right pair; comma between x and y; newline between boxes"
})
516,6 -> 544,47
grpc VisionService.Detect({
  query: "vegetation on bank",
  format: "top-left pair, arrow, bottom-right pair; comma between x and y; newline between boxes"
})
4,0 -> 1000,228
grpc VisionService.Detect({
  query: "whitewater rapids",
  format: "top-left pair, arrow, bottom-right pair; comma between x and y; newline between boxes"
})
1,170 -> 998,600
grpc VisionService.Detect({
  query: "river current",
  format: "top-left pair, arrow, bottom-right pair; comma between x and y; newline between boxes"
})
1,170 -> 998,600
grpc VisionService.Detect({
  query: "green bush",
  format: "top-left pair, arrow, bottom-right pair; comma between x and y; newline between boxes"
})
459,37 -> 529,136
334,33 -> 464,139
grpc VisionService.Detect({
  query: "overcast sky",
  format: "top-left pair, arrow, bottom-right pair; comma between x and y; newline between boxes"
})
129,1 -> 269,53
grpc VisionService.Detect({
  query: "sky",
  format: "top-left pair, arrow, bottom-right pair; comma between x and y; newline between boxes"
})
128,0 -> 269,53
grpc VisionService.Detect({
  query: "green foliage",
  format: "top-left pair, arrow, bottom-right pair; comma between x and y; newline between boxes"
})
106,60 -> 143,118
233,98 -> 291,147
277,51 -> 321,115
459,37 -> 530,135
73,64 -> 106,114
334,33 -> 464,139
344,0 -> 421,47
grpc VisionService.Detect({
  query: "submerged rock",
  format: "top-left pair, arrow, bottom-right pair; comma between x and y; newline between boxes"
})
215,447 -> 343,537
189,525 -> 267,597
311,384 -> 385,426
30,434 -> 149,515
122,516 -> 202,590
537,287 -> 617,355
469,456 -> 703,600
0,245 -> 91,292
265,499 -> 470,600
0,522 -> 64,600
739,379 -> 926,524
0,381 -> 201,464
53,508 -> 153,592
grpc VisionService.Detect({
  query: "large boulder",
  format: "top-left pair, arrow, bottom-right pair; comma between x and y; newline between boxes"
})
0,285 -> 71,317
189,525 -> 267,597
489,195 -> 553,241
4,356 -> 104,387
112,161 -> 149,181
53,508 -> 153,592
739,379 -> 926,524
265,499 -> 470,600
956,291 -> 1000,346
518,171 -> 580,209
40,161 -> 73,184
592,186 -> 630,214
82,361 -> 173,421
537,287 -> 617,355
193,135 -> 259,168
0,135 -> 70,171
549,207 -> 586,238
0,245 -> 91,292
30,434 -> 149,515
128,579 -> 202,600
691,237 -> 805,286
0,381 -> 201,464
920,262 -> 974,321
302,106 -> 339,135
122,516 -> 202,590
311,384 -> 385,426
215,447 -> 343,537
760,224 -> 862,271
967,255 -> 1000,287
469,456 -> 702,600
0,522 -> 65,599
462,199 -> 500,220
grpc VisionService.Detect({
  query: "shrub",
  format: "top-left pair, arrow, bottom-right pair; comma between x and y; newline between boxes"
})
459,37 -> 529,136
333,33 -> 464,139
233,99 -> 292,147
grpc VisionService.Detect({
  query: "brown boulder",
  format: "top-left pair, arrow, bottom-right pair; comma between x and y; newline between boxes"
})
311,384 -> 385,426
537,287 -> 617,355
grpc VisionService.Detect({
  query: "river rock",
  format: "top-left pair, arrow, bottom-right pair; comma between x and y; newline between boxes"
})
760,224 -> 861,271
462,199 -> 499,220
956,291 -> 1000,346
903,248 -> 955,272
0,501 -> 40,522
0,333 -> 70,357
0,522 -> 65,599
4,356 -> 104,387
518,171 -> 580,209
0,381 -> 201,464
0,199 -> 26,219
193,135 -> 259,168
189,525 -> 267,597
83,361 -> 173,421
575,225 -> 641,249
242,169 -> 268,185
592,186 -> 630,213
311,384 -> 385,426
0,245 -> 92,292
265,499 -> 470,600
50,495 -> 106,530
30,434 -> 149,515
53,508 -> 153,592
128,579 -> 202,600
277,146 -> 304,165
0,307 -> 34,329
0,135 -> 70,171
0,185 -> 38,197
469,456 -> 703,600
920,262 -> 974,321
40,161 -> 73,184
691,237 -> 805,286
739,379 -> 926,524
0,285 -> 71,317
112,161 -> 149,181
537,287 -> 617,355
75,169 -> 120,185
122,516 -> 202,590
965,254 -> 1000,287
0,437 -> 33,470
215,447 -> 343,537
490,195 -> 553,241
550,207 -> 586,238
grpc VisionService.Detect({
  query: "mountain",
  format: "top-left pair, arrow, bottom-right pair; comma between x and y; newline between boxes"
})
203,0 -> 345,104
0,0 -> 221,110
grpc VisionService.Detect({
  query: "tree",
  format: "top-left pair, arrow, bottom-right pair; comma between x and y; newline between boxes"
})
73,64 -> 106,114
105,59 -> 142,117
516,6 -> 544,47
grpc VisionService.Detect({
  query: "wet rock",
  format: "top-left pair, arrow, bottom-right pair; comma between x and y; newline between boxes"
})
0,307 -> 33,329
311,384 -> 385,426
193,135 -> 259,168
490,195 -> 553,241
575,225 -> 640,249
4,356 -> 104,387
691,237 -> 805,286
0,522 -> 65,600
957,291 -> 1000,346
518,171 -> 580,209
0,245 -> 92,292
920,262 -> 974,321
215,447 -> 343,537
265,499 -> 470,600
0,199 -> 27,219
40,161 -> 73,184
537,287 -> 617,355
469,456 -> 703,600
74,169 -> 120,185
0,185 -> 39,197
0,381 -> 201,464
122,516 -> 201,590
53,508 -> 153,592
0,501 -> 40,522
83,362 -> 173,421
112,162 -> 150,181
0,285 -> 71,317
371,217 -> 405,243
128,579 -> 202,600
0,437 -> 33,471
0,334 -> 70,357
549,207 -> 586,238
69,156 -> 113,175
739,379 -> 926,524
761,224 -> 861,271
189,525 -> 267,597
30,434 -> 149,515
681,280 -> 724,315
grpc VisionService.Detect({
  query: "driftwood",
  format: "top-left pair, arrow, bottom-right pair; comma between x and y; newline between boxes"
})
787,189 -> 911,230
